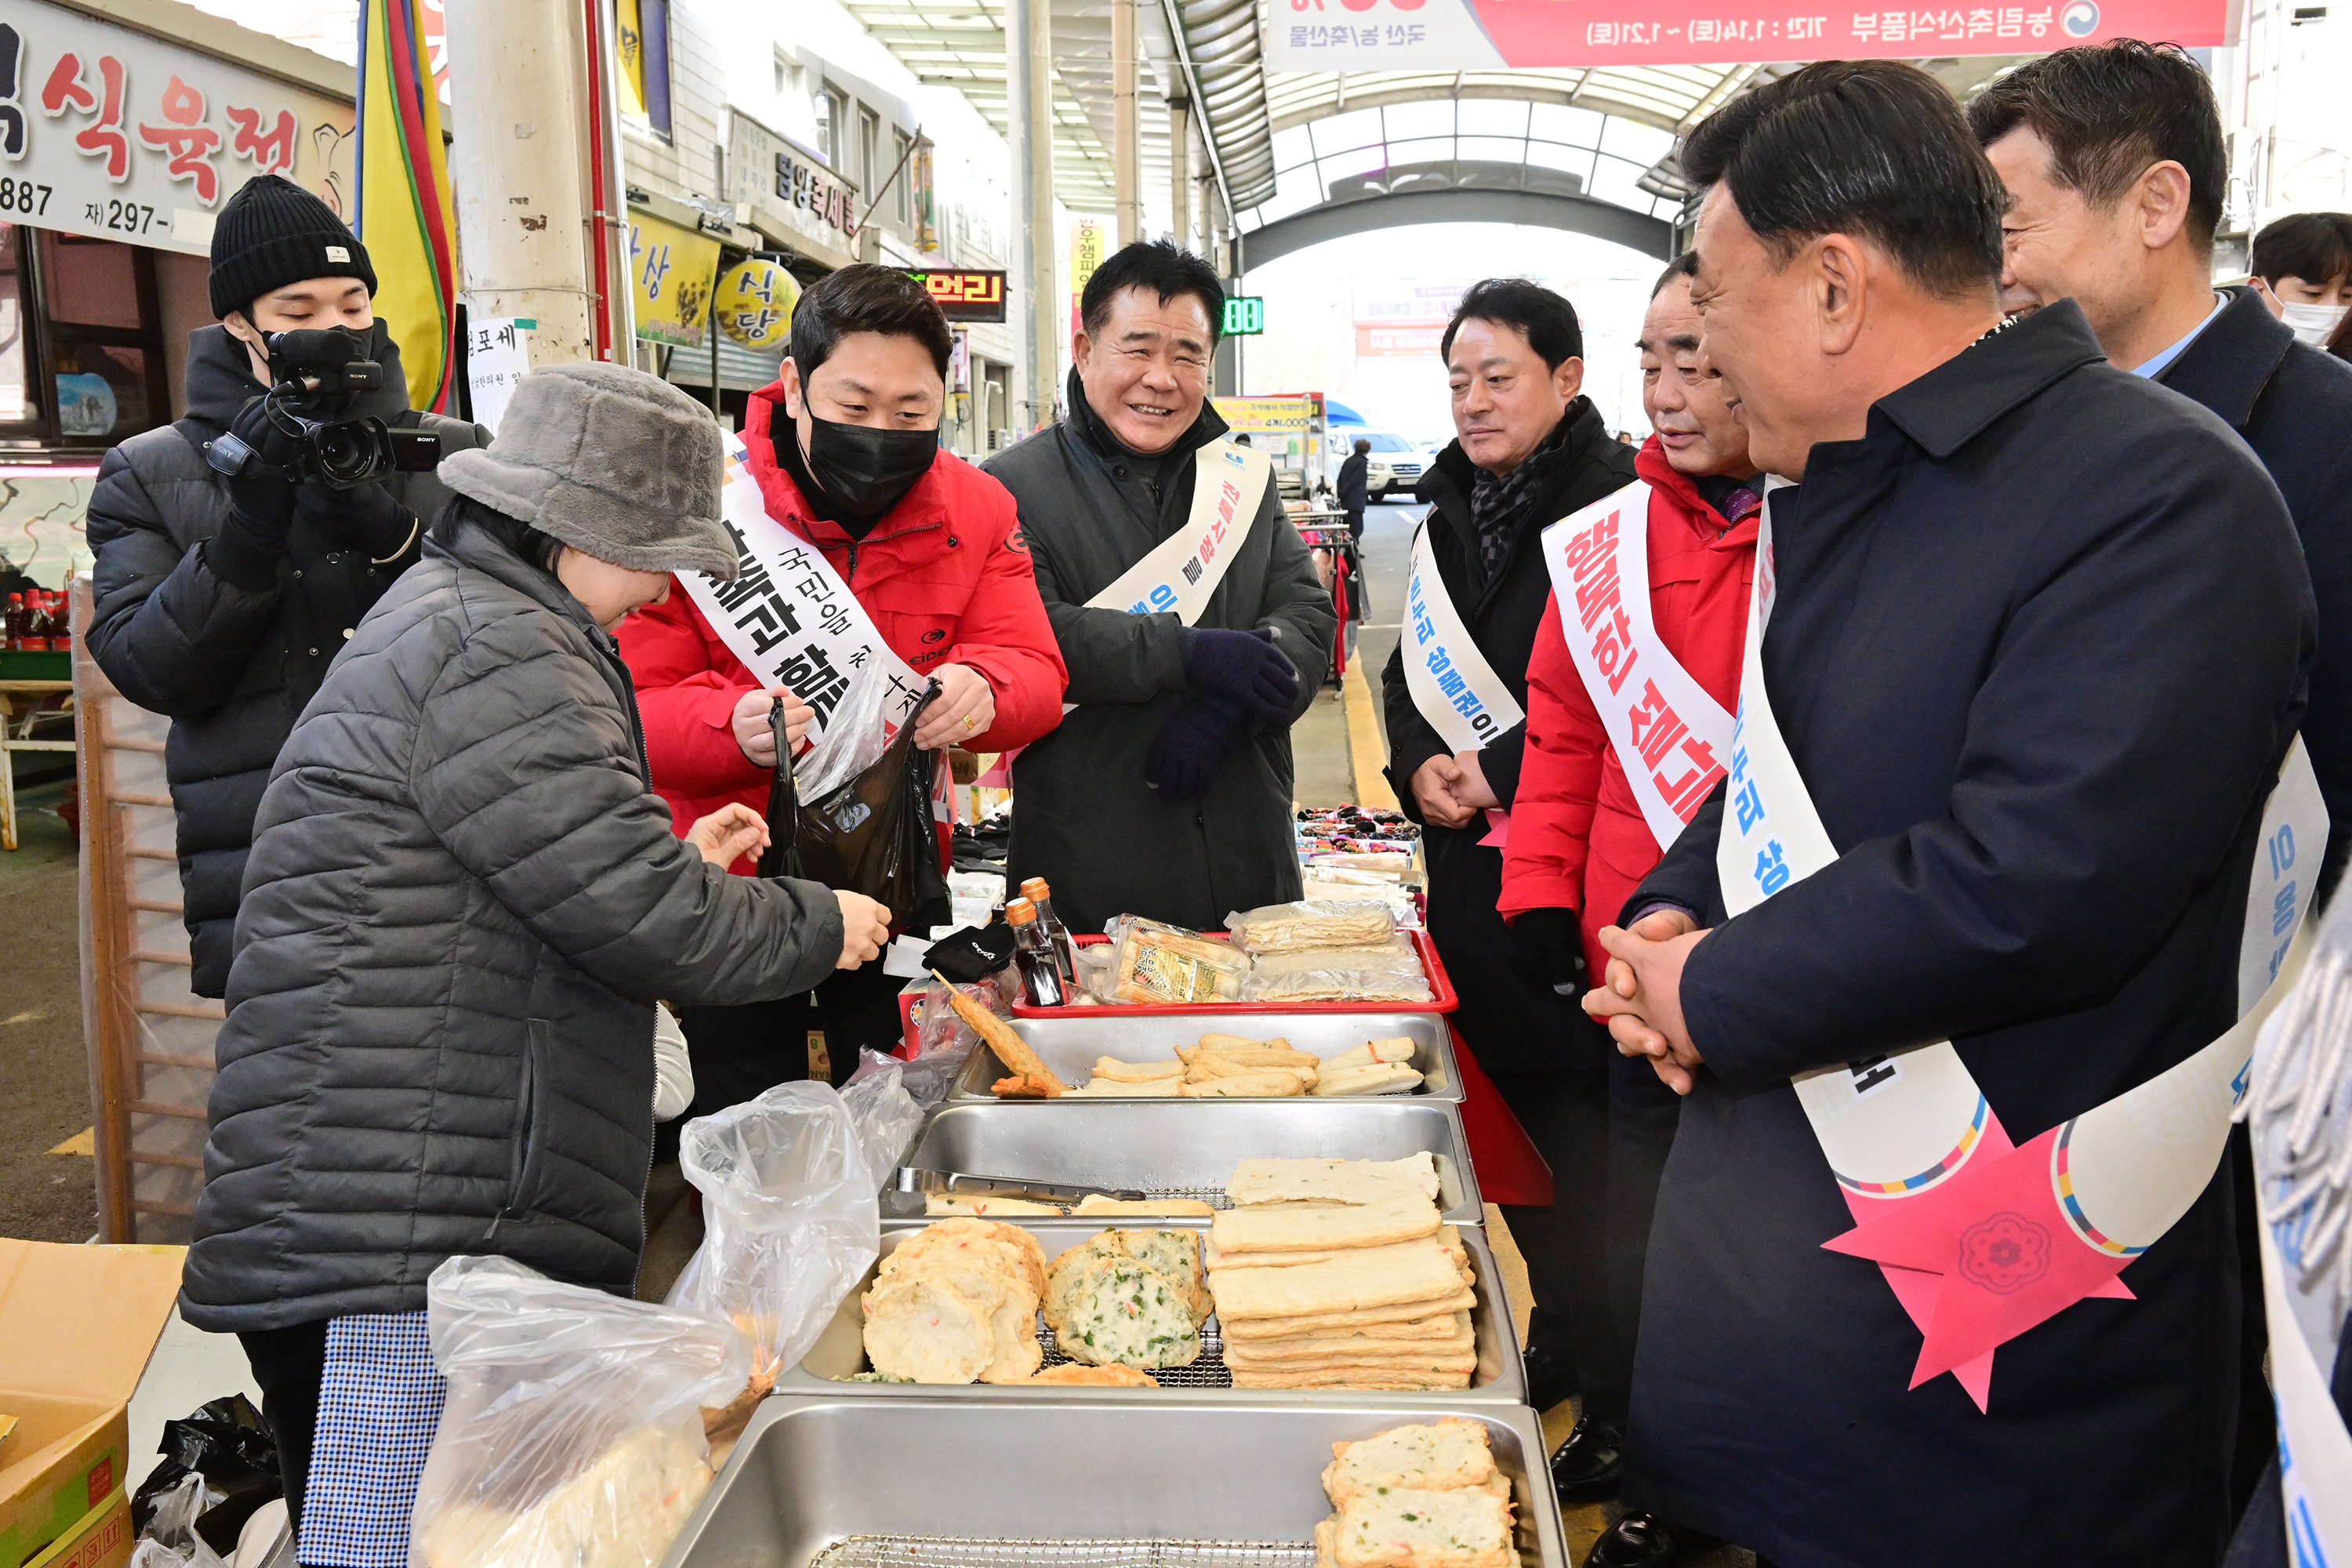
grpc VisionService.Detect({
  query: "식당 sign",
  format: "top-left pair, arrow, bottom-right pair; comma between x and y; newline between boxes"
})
0,0 -> 355,254
1265,0 -> 2228,71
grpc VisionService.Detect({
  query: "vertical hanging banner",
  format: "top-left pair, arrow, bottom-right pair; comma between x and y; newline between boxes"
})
356,0 -> 458,412
1069,216 -> 1105,339
1264,0 -> 2230,70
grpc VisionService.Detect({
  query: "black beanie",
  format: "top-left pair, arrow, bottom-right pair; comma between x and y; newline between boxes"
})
207,174 -> 377,320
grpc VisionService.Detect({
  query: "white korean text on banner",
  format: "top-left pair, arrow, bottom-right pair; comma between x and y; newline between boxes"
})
1401,524 -> 1523,756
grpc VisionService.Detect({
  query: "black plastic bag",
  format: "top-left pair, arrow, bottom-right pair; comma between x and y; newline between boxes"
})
759,680 -> 948,930
130,1394 -> 279,1555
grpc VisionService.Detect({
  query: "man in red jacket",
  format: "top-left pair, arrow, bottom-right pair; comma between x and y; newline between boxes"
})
622,265 -> 1067,1106
1500,253 -> 1759,1566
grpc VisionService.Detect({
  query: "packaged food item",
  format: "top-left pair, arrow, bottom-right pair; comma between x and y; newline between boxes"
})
1240,937 -> 1432,1004
1225,899 -> 1397,955
1105,916 -> 1254,1004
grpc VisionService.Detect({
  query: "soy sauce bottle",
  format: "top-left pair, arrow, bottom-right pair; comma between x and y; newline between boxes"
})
1018,876 -> 1080,989
1005,897 -> 1067,1007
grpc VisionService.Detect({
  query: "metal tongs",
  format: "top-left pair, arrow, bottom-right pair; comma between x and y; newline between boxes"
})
890,1168 -> 1149,1205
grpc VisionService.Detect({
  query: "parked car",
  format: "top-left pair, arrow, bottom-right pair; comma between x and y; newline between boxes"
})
1334,429 -> 1426,501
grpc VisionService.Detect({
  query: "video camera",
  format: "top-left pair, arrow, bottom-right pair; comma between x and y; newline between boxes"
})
205,328 -> 441,490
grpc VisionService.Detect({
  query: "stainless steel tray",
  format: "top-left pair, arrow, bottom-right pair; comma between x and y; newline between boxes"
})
948,1011 -> 1464,1103
781,1218 -> 1524,1403
891,1100 -> 1483,1225
666,1397 -> 1569,1568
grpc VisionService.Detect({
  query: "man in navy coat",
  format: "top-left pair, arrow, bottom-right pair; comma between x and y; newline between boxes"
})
1970,41 -> 2352,906
1587,61 -> 2316,1568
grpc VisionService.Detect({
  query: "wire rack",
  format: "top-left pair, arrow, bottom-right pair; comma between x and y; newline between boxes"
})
1034,1322 -> 1231,1387
1139,1185 -> 1236,1210
811,1539 -> 1316,1567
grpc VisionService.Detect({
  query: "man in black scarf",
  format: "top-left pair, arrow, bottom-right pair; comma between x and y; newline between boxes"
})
1380,279 -> 1637,1427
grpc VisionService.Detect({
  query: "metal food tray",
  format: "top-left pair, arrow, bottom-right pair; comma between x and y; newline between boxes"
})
948,1011 -> 1464,1103
890,1100 -> 1483,1225
780,1218 -> 1524,1403
665,1397 -> 1568,1568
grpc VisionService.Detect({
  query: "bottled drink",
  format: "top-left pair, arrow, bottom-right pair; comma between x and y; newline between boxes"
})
48,590 -> 67,652
1004,897 -> 1066,1007
4,593 -> 21,651
20,591 -> 48,652
1018,876 -> 1079,988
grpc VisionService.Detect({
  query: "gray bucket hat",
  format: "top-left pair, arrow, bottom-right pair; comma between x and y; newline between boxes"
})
438,361 -> 738,582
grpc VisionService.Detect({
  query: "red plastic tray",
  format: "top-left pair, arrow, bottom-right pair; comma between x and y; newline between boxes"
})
1009,927 -> 1456,1018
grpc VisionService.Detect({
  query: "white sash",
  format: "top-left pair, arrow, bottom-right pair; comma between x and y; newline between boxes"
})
1721,484 -> 2327,1240
1401,524 -> 1525,754
1542,481 -> 1737,852
2241,906 -> 2352,1559
1086,438 -> 1271,620
681,433 -> 931,800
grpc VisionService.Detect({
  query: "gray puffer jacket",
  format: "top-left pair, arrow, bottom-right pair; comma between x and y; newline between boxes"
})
180,514 -> 846,1332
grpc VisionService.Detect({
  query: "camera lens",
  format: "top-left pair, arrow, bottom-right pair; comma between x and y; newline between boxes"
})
314,421 -> 379,486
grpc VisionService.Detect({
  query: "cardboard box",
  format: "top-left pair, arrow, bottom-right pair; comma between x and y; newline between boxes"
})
0,1243 -> 185,1568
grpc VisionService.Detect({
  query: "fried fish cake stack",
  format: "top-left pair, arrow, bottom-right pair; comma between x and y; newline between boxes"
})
858,1218 -> 1047,1385
1311,1418 -> 1516,1568
1040,1228 -> 1210,1370
1207,1157 -> 1475,1392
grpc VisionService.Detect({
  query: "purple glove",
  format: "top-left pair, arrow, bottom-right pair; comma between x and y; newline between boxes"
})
1145,695 -> 1246,800
1181,626 -> 1300,728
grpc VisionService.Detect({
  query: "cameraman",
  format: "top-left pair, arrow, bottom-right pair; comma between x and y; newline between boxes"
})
85,174 -> 486,996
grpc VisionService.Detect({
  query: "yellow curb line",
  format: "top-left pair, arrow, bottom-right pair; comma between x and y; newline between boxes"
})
1341,658 -> 1398,812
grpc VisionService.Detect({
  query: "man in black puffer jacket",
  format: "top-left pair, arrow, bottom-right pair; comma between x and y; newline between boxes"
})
84,174 -> 485,996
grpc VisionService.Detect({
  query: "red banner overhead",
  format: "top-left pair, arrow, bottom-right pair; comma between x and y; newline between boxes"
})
1264,0 -> 2228,72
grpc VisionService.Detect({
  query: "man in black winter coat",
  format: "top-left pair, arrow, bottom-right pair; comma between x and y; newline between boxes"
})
84,175 -> 483,996
1380,278 -> 1637,1417
1589,63 -> 2312,1568
1338,437 -> 1370,539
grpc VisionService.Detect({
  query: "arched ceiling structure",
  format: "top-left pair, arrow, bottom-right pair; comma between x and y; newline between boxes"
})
838,0 -> 2030,264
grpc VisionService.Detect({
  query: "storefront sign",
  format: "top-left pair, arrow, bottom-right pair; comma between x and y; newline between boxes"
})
727,110 -> 857,270
1265,0 -> 2228,70
628,211 -> 718,347
465,317 -> 530,434
909,268 -> 1006,323
0,0 -> 355,255
1211,395 -> 1317,432
714,258 -> 797,350
1354,280 -> 1472,358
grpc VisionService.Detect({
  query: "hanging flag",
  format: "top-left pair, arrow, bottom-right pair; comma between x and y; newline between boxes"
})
355,0 -> 459,413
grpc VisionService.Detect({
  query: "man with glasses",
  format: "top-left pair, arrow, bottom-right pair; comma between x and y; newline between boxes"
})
988,241 -> 1334,933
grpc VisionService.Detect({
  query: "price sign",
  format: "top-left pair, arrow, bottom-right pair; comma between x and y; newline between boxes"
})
907,268 -> 1007,324
1224,296 -> 1265,336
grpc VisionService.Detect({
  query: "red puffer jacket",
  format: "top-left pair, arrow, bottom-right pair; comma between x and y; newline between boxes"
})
619,384 -> 1069,873
1498,437 -> 1757,976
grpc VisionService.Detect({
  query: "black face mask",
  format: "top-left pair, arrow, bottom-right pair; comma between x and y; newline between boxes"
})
797,412 -> 938,521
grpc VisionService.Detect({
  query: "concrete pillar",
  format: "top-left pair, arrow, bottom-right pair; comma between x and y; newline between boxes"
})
1168,96 -> 1190,250
1008,0 -> 1058,429
443,0 -> 596,365
1113,0 -> 1141,245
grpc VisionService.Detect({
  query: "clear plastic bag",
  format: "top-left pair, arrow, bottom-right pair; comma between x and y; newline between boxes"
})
666,1081 -> 881,1385
1239,937 -> 1432,1004
129,1474 -> 227,1568
1225,898 -> 1397,955
840,1052 -> 925,1186
408,1255 -> 749,1568
909,971 -> 1014,1088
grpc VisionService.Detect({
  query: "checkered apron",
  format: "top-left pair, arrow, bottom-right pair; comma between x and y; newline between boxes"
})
296,1313 -> 447,1568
